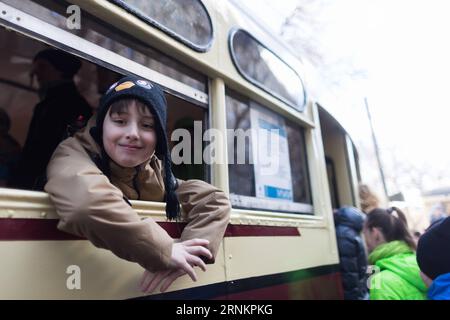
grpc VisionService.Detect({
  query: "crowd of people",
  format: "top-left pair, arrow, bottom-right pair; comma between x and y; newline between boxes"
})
335,184 -> 450,300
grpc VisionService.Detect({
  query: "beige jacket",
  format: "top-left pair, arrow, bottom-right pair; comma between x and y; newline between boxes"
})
45,117 -> 230,272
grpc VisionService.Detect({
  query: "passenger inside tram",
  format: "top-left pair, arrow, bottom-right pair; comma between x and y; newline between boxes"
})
9,48 -> 92,190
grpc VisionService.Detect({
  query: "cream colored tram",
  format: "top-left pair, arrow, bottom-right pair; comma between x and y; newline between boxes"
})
0,0 -> 363,299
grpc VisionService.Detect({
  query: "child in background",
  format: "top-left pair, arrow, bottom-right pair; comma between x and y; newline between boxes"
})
363,207 -> 427,300
417,217 -> 450,300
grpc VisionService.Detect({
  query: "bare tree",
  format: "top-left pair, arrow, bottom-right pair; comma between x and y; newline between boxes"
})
280,0 -> 367,85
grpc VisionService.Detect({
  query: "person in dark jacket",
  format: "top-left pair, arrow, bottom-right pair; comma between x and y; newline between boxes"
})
334,206 -> 369,300
417,216 -> 450,300
10,48 -> 92,189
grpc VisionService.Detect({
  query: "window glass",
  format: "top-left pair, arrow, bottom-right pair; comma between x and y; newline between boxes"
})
109,0 -> 213,51
230,29 -> 306,111
2,0 -> 207,92
226,89 -> 312,214
226,93 -> 254,197
286,119 -> 312,204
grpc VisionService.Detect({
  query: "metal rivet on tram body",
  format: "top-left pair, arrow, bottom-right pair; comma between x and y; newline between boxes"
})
228,254 -> 232,259
41,212 -> 47,218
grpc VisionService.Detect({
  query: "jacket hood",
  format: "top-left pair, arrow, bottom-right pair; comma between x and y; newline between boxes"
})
428,272 -> 450,300
370,241 -> 427,293
334,206 -> 365,232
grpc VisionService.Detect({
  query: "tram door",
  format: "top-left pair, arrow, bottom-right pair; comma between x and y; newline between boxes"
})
318,106 -> 360,211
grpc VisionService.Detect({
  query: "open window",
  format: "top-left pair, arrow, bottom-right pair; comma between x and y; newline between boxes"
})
0,2 -> 209,191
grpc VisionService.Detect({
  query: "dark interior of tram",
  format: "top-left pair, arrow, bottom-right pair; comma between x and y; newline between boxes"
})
0,26 -> 206,189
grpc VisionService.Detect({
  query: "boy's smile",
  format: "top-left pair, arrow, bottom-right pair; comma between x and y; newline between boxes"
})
102,100 -> 157,168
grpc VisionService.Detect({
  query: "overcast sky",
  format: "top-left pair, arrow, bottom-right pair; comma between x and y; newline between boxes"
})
243,0 -> 450,192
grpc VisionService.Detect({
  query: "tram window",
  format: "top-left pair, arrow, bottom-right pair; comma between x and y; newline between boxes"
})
2,0 -> 207,92
229,29 -> 306,112
108,0 -> 213,51
226,89 -> 312,214
0,25 -> 207,190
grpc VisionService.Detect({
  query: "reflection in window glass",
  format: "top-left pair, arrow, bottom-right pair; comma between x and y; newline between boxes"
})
226,90 -> 312,214
286,119 -> 312,204
4,0 -> 207,92
226,93 -> 255,197
109,0 -> 213,50
230,29 -> 306,111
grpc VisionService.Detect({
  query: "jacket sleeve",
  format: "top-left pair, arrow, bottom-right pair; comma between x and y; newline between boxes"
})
176,179 -> 231,263
355,236 -> 369,298
45,138 -> 174,272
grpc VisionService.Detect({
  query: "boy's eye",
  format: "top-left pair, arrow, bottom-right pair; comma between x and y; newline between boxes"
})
112,119 -> 125,125
142,123 -> 154,129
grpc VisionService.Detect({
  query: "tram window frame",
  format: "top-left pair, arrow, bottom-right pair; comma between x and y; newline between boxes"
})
107,0 -> 214,52
225,89 -> 313,215
2,0 -> 208,94
229,28 -> 307,112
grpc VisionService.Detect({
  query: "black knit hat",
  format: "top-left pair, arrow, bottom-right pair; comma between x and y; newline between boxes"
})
90,75 -> 180,220
34,49 -> 82,78
417,216 -> 450,279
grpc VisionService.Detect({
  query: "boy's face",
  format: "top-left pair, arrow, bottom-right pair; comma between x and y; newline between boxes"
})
103,101 -> 157,167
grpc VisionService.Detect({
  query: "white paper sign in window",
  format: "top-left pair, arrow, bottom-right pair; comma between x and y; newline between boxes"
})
250,105 -> 293,201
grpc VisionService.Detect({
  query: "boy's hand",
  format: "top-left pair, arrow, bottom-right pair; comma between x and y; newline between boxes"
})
140,238 -> 212,293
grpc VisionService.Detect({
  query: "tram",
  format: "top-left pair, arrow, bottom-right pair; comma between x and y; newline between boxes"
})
0,0 -> 369,299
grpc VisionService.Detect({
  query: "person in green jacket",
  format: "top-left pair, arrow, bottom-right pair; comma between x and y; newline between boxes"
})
363,207 -> 427,300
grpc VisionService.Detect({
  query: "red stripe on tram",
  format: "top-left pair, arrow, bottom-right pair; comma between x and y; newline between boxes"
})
0,218 -> 300,240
